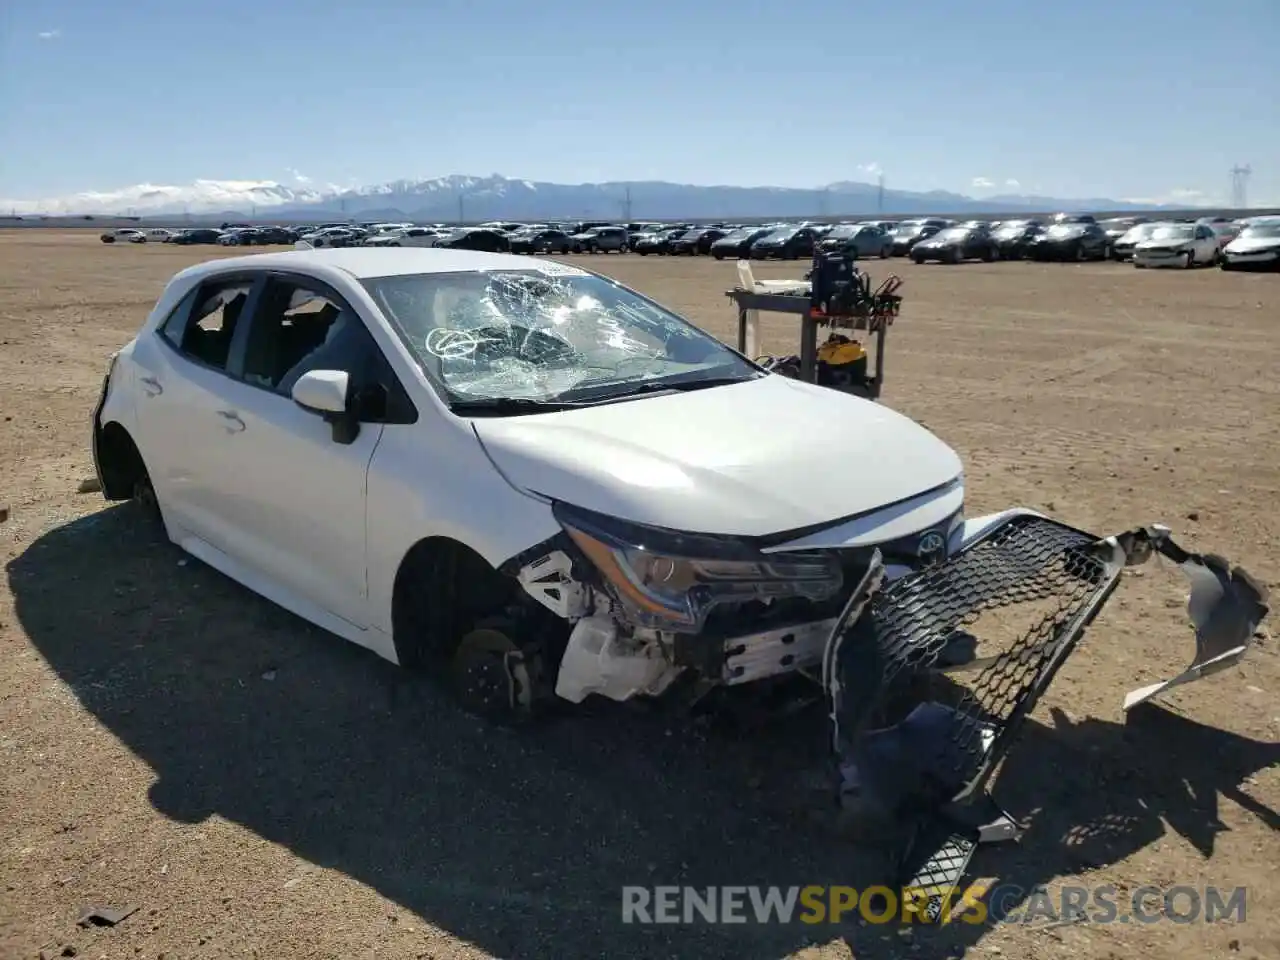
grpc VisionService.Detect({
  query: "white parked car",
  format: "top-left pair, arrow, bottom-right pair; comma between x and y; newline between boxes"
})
1132,222 -> 1220,268
363,226 -> 444,248
99,228 -> 146,244
1220,218 -> 1280,271
90,248 -> 1265,857
142,228 -> 178,243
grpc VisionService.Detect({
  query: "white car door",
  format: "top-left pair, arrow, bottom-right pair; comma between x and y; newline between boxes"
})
129,274 -> 261,552
204,274 -> 410,628
1194,226 -> 1218,262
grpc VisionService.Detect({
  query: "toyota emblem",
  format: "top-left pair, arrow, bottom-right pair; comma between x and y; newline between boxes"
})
917,530 -> 947,566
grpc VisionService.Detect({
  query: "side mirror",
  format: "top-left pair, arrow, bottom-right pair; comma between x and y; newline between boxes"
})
292,369 -> 349,414
291,369 -> 360,444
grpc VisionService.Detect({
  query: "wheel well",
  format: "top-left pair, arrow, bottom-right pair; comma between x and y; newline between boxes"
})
96,421 -> 146,500
391,537 -> 520,669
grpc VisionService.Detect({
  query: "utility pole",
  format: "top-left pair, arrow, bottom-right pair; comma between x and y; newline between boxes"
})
1230,164 -> 1251,209
816,187 -> 828,219
458,194 -> 465,224
622,186 -> 632,222
877,174 -> 885,214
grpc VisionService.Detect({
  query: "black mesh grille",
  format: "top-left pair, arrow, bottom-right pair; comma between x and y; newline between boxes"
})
835,515 -> 1118,801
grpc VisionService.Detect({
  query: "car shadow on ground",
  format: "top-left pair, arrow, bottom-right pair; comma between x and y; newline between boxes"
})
8,506 -> 1278,959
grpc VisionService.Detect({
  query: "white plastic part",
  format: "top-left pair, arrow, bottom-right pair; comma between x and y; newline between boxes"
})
554,617 -> 679,703
516,550 -> 588,619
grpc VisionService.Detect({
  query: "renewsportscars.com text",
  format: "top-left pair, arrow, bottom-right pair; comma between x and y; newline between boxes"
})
620,884 -> 1247,926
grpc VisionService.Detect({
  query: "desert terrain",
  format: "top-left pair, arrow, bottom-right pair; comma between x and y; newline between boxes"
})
1,231 -> 1277,960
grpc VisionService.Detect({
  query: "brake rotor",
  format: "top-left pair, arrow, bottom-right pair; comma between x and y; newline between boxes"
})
450,626 -> 536,722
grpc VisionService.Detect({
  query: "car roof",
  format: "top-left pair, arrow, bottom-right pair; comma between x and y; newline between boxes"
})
172,247 -> 579,285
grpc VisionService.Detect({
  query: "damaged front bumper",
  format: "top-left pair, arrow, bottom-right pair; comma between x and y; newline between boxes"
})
820,511 -> 1268,911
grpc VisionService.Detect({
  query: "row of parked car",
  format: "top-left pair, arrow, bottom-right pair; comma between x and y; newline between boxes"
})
100,212 -> 1280,271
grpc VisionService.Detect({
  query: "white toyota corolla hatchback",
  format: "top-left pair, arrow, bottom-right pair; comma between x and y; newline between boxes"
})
92,247 -> 1264,741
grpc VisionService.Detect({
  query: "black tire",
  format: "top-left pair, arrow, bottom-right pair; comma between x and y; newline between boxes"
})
879,246 -> 889,259
1182,250 -> 1194,269
1075,244 -> 1088,262
130,458 -> 163,529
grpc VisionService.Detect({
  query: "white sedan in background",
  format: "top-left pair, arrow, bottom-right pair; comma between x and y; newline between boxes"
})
89,244 -> 1264,814
1220,217 -> 1280,270
1132,222 -> 1221,268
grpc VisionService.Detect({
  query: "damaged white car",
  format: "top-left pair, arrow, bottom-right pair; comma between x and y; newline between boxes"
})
94,246 -> 1267,895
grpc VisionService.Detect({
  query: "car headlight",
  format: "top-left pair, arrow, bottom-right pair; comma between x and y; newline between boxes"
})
552,501 -> 843,632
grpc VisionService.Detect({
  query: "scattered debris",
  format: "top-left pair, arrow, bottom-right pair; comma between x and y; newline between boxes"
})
261,669 -> 277,681
75,477 -> 101,494
75,904 -> 139,928
0,502 -> 8,523
1186,510 -> 1200,521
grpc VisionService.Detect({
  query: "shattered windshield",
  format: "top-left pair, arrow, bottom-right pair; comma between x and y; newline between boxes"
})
363,266 -> 759,407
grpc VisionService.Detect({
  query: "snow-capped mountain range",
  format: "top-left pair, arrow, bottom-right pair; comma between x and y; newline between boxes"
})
2,173 -> 1200,220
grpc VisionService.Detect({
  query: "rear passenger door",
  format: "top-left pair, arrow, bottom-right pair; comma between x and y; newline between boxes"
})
131,272 -> 263,551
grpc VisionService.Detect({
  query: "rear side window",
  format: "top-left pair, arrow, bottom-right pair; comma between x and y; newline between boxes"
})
159,278 -> 255,371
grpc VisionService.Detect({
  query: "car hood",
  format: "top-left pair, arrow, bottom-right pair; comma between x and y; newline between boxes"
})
1225,236 -> 1280,253
471,375 -> 963,537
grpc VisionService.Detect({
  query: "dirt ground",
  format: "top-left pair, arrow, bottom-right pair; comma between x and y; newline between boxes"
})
1,230 -> 1277,960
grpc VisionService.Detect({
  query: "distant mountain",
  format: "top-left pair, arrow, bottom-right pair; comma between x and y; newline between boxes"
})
3,173 -> 1196,219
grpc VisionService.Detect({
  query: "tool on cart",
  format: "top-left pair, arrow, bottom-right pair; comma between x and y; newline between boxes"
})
726,251 -> 899,399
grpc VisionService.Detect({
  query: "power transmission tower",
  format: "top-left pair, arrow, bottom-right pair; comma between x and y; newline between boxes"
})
622,186 -> 632,222
1230,164 -> 1251,209
817,187 -> 828,218
458,194 -> 465,224
877,174 -> 885,213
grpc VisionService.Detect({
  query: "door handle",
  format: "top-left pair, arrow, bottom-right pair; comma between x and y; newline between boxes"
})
139,375 -> 163,396
216,410 -> 246,433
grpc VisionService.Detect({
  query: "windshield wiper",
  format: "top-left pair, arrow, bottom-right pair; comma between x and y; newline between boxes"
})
449,397 -> 595,416
558,373 -> 762,403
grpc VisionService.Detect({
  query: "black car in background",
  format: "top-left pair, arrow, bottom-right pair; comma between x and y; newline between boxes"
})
170,228 -> 224,245
991,220 -> 1045,259
749,226 -> 819,260
670,227 -> 728,255
817,223 -> 893,258
1025,222 -> 1111,261
633,228 -> 686,255
889,219 -> 948,256
710,227 -> 774,259
911,226 -> 999,263
509,228 -> 573,254
435,228 -> 512,253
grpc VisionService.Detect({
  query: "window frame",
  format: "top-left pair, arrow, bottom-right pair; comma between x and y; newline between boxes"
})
155,271 -> 265,375
230,269 -> 419,425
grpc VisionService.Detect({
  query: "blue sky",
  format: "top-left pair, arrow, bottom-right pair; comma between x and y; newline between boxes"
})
2,0 -> 1277,206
